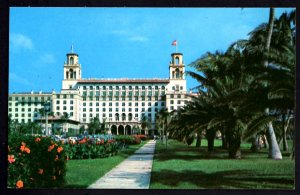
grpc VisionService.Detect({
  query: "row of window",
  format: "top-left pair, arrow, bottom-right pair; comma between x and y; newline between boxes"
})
170,100 -> 185,105
9,96 -> 51,101
55,94 -> 75,99
81,107 -> 160,113
82,85 -> 165,90
82,113 -> 154,122
10,102 -> 47,107
82,102 -> 164,107
82,96 -> 165,101
82,91 -> 165,97
56,100 -> 74,104
9,108 -> 42,112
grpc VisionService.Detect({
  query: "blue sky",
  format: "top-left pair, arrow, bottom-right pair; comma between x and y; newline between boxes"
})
9,7 -> 294,93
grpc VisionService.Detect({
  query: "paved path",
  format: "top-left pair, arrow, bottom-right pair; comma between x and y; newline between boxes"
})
88,140 -> 156,189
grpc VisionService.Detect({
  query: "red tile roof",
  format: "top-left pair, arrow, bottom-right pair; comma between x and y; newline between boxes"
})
77,78 -> 170,84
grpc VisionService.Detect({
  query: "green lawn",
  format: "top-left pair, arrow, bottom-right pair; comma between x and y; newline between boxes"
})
150,139 -> 295,189
64,141 -> 147,188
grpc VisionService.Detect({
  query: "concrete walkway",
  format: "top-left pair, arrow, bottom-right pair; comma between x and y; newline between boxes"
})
88,140 -> 156,189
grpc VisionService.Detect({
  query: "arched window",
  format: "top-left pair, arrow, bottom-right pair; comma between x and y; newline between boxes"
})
175,57 -> 179,65
175,68 -> 180,78
69,69 -> 74,79
70,57 -> 74,65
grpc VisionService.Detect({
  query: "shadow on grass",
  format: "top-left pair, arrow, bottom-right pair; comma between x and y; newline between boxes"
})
150,169 -> 294,189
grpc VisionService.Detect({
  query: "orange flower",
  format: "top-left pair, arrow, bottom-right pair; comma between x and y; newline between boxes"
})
20,145 -> 26,152
48,145 -> 55,152
24,147 -> 30,154
8,155 -> 15,164
16,180 -> 23,188
57,147 -> 63,153
35,137 -> 41,142
38,169 -> 43,174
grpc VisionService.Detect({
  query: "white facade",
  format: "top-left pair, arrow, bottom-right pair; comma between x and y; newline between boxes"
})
9,48 -> 195,135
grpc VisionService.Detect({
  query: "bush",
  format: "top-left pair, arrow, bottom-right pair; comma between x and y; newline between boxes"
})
115,135 -> 141,145
136,134 -> 147,141
63,135 -> 118,160
8,132 -> 67,189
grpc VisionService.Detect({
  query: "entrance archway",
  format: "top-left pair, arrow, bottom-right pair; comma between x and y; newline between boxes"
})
111,125 -> 117,135
125,125 -> 132,135
118,125 -> 124,135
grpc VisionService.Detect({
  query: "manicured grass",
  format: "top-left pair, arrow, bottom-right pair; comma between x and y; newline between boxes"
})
64,141 -> 147,188
150,139 -> 295,189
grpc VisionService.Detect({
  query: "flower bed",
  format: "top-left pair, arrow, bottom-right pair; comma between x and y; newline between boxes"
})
8,133 -> 66,189
63,135 -> 118,160
114,135 -> 141,145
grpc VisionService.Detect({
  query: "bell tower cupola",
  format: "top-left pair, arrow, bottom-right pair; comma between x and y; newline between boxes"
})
62,45 -> 82,90
169,53 -> 185,80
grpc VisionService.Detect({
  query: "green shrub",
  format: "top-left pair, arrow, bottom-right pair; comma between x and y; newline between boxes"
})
115,135 -> 141,145
63,135 -> 118,160
8,132 -> 67,189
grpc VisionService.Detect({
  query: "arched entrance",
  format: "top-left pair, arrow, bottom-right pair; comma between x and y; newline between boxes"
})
111,125 -> 117,135
118,125 -> 124,135
125,125 -> 132,135
115,113 -> 119,121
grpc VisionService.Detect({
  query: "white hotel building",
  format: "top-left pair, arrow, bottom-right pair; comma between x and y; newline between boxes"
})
8,48 -> 195,135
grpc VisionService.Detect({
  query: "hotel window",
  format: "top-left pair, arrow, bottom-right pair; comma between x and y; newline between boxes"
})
116,102 -> 119,106
109,114 -> 112,117
70,94 -> 74,98
161,102 -> 165,106
102,102 -> 106,106
148,97 -> 151,101
96,108 -> 99,112
56,100 -> 60,104
56,106 -> 60,110
129,102 -> 132,106
109,108 -> 112,112
129,86 -> 132,90
162,86 -> 165,90
83,97 -> 86,101
9,108 -> 12,112
96,86 -> 99,90
90,86 -> 93,90
148,86 -> 152,90
89,108 -> 93,112
129,108 -> 132,112
63,95 -> 67,99
83,114 -> 86,117
63,100 -> 66,104
170,100 -> 174,104
142,97 -> 145,101
122,103 -> 125,106
83,86 -> 86,90
135,97 -> 138,101
177,94 -> 181,98
103,86 -> 106,90
155,86 -> 158,90
15,108 -> 18,112
109,86 -> 112,90
142,86 -> 145,90
180,86 -> 183,90
96,97 -> 100,101
122,108 -> 125,112
135,102 -> 138,106
135,113 -> 138,117
89,102 -> 93,106
116,108 -> 119,112
116,86 -> 119,90
155,102 -> 158,106
102,97 -> 106,101
96,103 -> 99,106
70,112 -> 73,116
142,108 -> 145,112
170,94 -> 174,98
109,103 -> 112,106
115,97 -> 119,101
122,97 -> 125,101
122,86 -> 126,90
148,108 -> 151,112
148,113 -> 151,118
135,108 -> 138,112
21,108 -> 25,112
9,97 -> 12,101
177,100 -> 181,104
96,91 -> 100,96
142,102 -> 145,106
129,97 -> 132,101
103,108 -> 106,112
135,86 -> 139,90
28,113 -> 31,117
70,106 -> 74,110
83,108 -> 86,112
15,113 -> 18,117
103,113 -> 106,118
148,102 -> 151,106
135,91 -> 139,96
89,114 -> 93,117
109,97 -> 112,101
155,108 -> 158,112
63,106 -> 67,110
83,103 -> 86,106
170,106 -> 174,110
155,97 -> 158,101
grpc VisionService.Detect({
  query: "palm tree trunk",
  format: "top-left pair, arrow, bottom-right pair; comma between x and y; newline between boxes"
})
195,133 -> 201,148
282,116 -> 291,151
264,8 -> 282,160
206,129 -> 216,152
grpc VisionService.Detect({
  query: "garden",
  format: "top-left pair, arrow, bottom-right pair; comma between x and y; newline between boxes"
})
7,132 -> 146,189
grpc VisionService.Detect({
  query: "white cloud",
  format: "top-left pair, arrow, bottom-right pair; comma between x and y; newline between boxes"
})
39,53 -> 56,64
10,33 -> 34,51
129,36 -> 149,42
9,72 -> 33,87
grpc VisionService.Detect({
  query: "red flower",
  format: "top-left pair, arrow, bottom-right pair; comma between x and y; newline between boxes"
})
16,180 -> 23,188
24,147 -> 30,154
57,147 -> 63,153
8,155 -> 15,164
20,145 -> 26,152
35,137 -> 41,142
38,169 -> 44,174
48,145 -> 55,152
